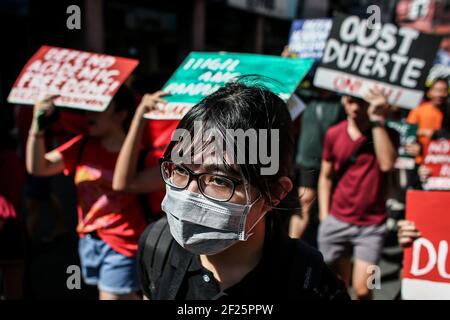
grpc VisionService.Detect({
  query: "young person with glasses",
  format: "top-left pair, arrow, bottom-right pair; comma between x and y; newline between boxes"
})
113,82 -> 349,300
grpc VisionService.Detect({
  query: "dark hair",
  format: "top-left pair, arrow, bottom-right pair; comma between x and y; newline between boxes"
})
426,77 -> 449,96
110,85 -> 137,131
432,77 -> 449,88
164,81 -> 295,206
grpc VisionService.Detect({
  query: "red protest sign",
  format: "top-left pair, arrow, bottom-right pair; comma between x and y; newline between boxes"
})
423,139 -> 450,190
402,190 -> 450,299
7,45 -> 139,112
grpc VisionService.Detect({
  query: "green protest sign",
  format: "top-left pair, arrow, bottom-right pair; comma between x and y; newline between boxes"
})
144,51 -> 314,119
386,120 -> 418,170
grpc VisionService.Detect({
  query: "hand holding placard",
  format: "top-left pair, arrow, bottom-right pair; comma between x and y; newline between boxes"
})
30,95 -> 60,135
364,88 -> 389,122
418,165 -> 432,183
397,219 -> 421,248
136,92 -> 169,119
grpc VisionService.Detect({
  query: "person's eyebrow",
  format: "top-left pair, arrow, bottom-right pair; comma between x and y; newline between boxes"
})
202,163 -> 241,179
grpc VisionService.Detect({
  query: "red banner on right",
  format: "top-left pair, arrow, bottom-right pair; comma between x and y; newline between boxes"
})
402,190 -> 450,299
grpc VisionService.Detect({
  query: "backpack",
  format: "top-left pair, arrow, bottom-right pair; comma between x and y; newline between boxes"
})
140,216 -> 328,299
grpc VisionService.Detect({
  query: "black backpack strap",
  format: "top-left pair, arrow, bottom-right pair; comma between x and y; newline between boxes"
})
150,219 -> 173,280
144,217 -> 170,273
333,133 -> 374,186
136,147 -> 159,223
140,216 -> 173,297
290,240 -> 349,300
292,240 -> 324,290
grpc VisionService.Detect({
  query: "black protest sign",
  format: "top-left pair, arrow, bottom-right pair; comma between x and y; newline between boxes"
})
313,13 -> 441,109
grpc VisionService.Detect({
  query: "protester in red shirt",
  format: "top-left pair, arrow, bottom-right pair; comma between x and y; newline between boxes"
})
318,88 -> 397,300
26,86 -> 148,300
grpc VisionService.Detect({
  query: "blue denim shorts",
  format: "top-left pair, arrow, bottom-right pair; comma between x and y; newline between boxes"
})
78,234 -> 140,295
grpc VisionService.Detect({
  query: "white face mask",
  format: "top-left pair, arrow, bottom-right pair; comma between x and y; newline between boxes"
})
161,185 -> 265,255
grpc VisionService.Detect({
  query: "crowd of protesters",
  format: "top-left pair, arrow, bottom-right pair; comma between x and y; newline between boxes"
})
0,43 -> 449,300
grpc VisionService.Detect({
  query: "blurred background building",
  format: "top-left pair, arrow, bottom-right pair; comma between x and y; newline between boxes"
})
2,0 -> 448,101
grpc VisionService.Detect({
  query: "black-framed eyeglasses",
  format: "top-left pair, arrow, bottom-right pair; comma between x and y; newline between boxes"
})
159,158 -> 243,202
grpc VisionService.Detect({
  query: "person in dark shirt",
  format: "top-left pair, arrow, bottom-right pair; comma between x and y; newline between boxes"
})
137,82 -> 350,300
290,88 -> 346,243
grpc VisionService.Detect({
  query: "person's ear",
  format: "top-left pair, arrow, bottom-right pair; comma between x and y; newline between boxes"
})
268,176 -> 293,207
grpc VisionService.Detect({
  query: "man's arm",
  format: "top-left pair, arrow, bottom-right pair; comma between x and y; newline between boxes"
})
371,125 -> 397,172
365,88 -> 397,172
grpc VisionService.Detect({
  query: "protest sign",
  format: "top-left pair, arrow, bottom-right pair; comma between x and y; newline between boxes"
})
422,139 -> 450,190
402,190 -> 450,300
145,52 -> 314,120
288,19 -> 332,59
386,120 -> 418,169
313,13 -> 442,109
7,45 -> 139,112
396,0 -> 450,53
286,93 -> 306,121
